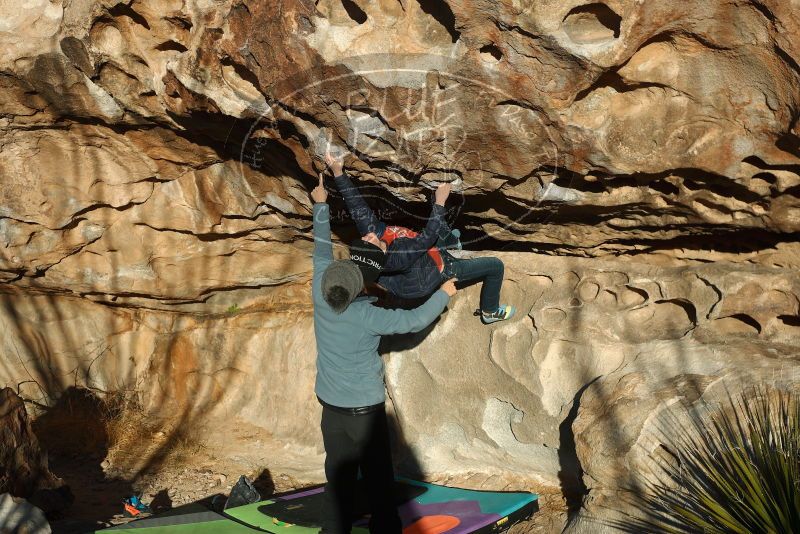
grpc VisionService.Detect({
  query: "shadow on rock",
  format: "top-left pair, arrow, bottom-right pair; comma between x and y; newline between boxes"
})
0,387 -> 73,522
31,387 -> 134,534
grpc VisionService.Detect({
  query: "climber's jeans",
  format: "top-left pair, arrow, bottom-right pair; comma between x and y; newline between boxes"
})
442,255 -> 504,313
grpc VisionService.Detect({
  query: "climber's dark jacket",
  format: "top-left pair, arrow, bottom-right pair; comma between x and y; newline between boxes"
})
333,173 -> 448,299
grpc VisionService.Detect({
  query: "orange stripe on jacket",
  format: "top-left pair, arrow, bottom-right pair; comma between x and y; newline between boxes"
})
382,226 -> 444,273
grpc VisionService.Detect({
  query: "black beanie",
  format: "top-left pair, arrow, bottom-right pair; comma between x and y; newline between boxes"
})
321,260 -> 364,313
349,239 -> 386,285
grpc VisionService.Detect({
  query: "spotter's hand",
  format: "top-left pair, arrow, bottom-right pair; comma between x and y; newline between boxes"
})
311,172 -> 328,203
440,278 -> 457,297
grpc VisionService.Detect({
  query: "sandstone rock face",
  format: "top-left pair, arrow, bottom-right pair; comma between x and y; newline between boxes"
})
0,389 -> 69,516
0,0 -> 799,529
0,0 -> 799,296
2,252 -> 798,524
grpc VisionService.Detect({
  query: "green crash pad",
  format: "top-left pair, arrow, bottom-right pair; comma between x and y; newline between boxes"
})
101,478 -> 538,533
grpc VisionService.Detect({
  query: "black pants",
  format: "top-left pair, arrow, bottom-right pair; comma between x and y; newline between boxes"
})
319,404 -> 402,534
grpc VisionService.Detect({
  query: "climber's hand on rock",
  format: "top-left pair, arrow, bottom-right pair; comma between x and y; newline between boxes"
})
435,183 -> 452,206
325,151 -> 344,176
311,172 -> 328,203
440,278 -> 457,297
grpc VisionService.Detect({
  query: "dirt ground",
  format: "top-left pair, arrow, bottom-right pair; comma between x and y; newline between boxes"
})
40,414 -> 567,534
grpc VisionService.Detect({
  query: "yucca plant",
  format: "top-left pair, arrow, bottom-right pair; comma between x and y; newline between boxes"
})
614,387 -> 800,533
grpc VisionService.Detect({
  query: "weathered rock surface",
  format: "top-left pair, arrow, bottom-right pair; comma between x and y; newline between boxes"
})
0,493 -> 51,534
0,0 -> 799,299
0,0 -> 799,530
0,389 -> 70,516
2,251 -> 799,527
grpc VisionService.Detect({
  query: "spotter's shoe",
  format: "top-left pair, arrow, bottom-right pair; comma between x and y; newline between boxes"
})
477,305 -> 516,324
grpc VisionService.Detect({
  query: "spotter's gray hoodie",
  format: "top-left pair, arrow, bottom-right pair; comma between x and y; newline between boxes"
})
312,202 -> 449,408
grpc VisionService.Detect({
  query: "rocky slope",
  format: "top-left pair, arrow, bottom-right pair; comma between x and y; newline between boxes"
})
1,0 -> 799,530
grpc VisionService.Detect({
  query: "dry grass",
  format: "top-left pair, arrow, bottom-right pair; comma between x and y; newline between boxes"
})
102,390 -> 150,461
102,392 -> 208,479
31,386 -> 207,482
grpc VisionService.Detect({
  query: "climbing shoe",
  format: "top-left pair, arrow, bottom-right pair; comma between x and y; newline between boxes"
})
476,305 -> 516,324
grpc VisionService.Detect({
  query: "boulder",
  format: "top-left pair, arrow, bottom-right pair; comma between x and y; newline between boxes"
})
0,0 -> 798,529
0,389 -> 71,516
0,493 -> 51,534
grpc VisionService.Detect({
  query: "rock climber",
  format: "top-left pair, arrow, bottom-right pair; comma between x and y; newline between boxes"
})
325,151 -> 515,324
309,172 -> 457,533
